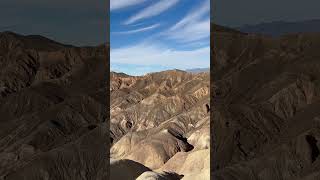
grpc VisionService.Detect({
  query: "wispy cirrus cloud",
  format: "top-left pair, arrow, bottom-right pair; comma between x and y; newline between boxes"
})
110,0 -> 148,11
124,0 -> 180,25
166,19 -> 210,42
164,0 -> 210,42
113,23 -> 160,34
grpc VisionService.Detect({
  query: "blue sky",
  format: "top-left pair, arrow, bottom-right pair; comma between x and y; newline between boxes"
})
110,0 -> 210,76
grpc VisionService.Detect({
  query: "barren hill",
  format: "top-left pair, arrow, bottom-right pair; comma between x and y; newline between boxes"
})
110,70 -> 210,179
212,23 -> 320,180
0,32 -> 109,180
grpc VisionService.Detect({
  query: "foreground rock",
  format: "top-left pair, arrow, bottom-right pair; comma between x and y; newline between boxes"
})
136,171 -> 183,180
110,159 -> 151,180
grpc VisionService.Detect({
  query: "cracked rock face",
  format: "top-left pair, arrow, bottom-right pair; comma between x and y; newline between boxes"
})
110,70 -> 210,179
0,32 -> 109,180
212,24 -> 320,180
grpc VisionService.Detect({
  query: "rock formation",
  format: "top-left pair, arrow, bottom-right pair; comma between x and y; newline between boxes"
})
110,70 -> 210,179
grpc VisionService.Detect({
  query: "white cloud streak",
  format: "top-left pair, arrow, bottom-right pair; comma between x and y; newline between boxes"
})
111,42 -> 209,69
164,0 -> 210,42
125,0 -> 179,25
113,23 -> 160,34
111,0 -> 148,11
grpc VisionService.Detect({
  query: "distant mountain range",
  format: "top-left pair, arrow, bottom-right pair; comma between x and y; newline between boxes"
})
112,68 -> 210,76
185,68 -> 209,73
237,19 -> 320,36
